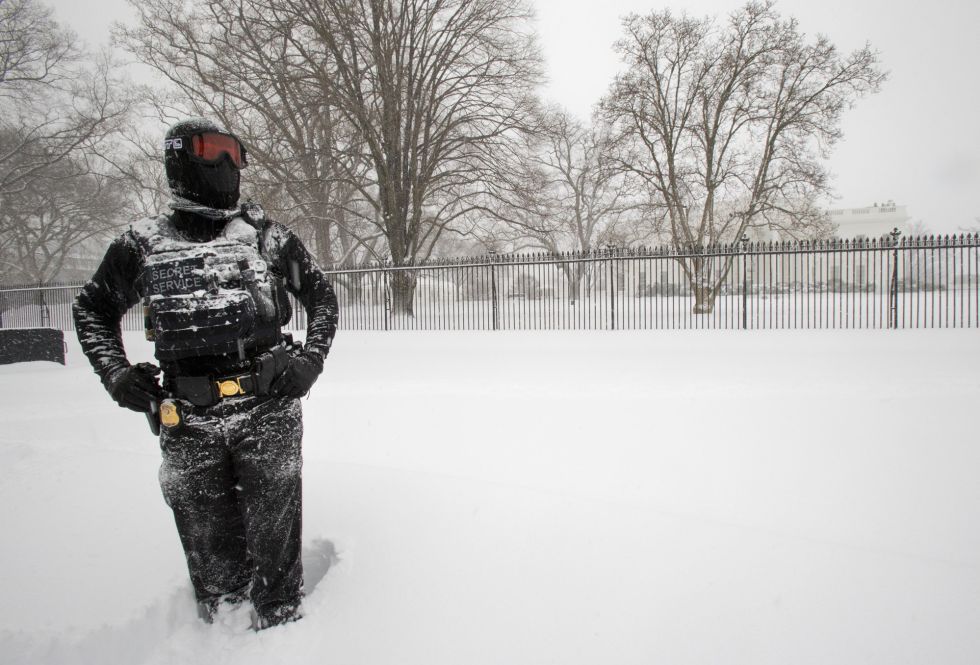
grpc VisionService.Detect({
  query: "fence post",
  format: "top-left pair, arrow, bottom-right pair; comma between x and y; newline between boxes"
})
382,259 -> 391,332
740,235 -> 749,330
489,250 -> 499,331
606,245 -> 617,330
889,227 -> 901,328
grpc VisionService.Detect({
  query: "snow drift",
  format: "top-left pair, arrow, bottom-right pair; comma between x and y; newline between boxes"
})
1,329 -> 978,664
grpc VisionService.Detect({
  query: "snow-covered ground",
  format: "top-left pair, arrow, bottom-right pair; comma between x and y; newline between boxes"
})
1,329 -> 978,664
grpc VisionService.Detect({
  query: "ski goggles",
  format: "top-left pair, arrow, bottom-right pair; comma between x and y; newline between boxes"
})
164,131 -> 248,168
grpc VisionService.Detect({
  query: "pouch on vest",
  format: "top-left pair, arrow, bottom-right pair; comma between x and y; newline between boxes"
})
149,293 -> 257,361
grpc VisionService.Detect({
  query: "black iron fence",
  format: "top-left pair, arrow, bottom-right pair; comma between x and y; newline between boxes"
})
2,233 -> 979,332
325,233 -> 980,330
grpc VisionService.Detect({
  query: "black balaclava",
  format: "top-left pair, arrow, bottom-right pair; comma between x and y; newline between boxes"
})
164,118 -> 241,211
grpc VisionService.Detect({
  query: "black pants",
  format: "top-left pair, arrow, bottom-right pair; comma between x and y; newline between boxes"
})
159,395 -> 303,619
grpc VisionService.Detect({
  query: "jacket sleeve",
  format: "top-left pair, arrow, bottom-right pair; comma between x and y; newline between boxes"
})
72,232 -> 144,385
268,223 -> 339,357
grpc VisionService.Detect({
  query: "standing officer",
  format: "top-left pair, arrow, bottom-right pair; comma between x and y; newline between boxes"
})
73,118 -> 338,629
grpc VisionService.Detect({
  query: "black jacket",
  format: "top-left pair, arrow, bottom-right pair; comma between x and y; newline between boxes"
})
73,210 -> 338,382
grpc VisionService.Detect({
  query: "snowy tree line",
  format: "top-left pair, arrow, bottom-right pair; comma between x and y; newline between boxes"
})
1,0 -> 888,314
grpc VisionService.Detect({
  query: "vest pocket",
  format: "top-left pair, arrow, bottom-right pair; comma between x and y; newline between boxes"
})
150,293 -> 256,360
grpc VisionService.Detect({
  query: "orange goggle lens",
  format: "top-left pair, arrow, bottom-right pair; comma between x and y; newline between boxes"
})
190,133 -> 246,167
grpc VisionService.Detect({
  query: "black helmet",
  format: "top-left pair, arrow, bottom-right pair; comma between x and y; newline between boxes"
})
163,118 -> 248,210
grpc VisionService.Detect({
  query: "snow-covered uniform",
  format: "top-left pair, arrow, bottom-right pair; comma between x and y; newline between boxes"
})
73,206 -> 338,626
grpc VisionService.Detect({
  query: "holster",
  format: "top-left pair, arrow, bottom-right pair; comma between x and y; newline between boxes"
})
172,375 -> 220,407
253,344 -> 291,395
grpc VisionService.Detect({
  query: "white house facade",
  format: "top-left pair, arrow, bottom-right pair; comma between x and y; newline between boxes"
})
828,201 -> 910,240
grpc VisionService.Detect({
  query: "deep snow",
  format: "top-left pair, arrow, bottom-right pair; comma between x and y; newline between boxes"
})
1,329 -> 978,664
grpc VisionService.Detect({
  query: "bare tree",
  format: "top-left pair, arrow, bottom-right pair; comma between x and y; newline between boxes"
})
275,0 -> 543,314
601,0 -> 885,312
0,134 -> 129,283
0,0 -> 130,200
106,123 -> 171,220
0,0 -> 134,294
486,109 -> 645,300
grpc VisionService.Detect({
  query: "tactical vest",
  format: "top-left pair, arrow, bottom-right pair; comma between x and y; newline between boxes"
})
132,215 -> 291,361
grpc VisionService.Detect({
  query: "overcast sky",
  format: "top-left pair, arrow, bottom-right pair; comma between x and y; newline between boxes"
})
48,0 -> 980,233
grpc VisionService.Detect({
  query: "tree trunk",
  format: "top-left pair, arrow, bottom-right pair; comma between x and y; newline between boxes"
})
561,263 -> 584,304
693,284 -> 716,314
313,212 -> 333,268
349,272 -> 365,304
390,270 -> 417,316
686,256 -> 718,314
36,289 -> 51,328
686,253 -> 740,315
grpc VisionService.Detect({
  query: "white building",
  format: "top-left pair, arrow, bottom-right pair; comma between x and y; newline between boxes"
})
828,201 -> 910,240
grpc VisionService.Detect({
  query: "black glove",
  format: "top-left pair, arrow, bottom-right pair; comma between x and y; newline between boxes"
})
104,362 -> 163,413
270,350 -> 323,398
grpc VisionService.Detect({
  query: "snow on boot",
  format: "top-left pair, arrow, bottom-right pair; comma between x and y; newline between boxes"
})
251,602 -> 303,631
197,587 -> 249,624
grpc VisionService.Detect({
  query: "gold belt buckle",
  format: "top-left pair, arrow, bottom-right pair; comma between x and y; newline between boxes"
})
216,377 -> 244,398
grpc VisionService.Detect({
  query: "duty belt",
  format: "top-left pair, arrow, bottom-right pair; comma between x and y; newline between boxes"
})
168,344 -> 293,407
170,372 -> 256,407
